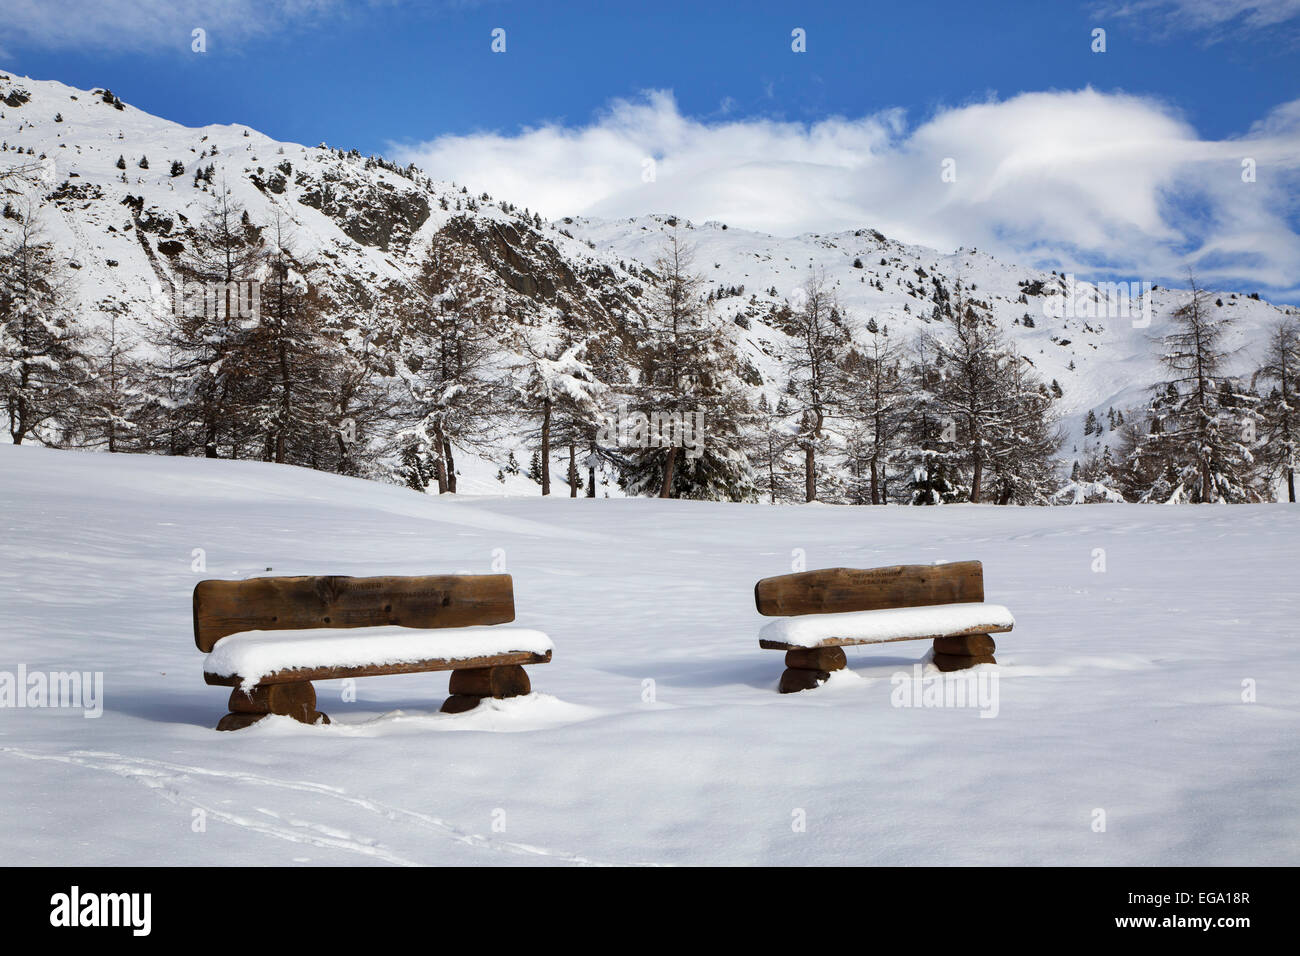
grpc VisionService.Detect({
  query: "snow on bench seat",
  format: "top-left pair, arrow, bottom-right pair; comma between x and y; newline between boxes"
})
204,625 -> 554,689
758,602 -> 1015,650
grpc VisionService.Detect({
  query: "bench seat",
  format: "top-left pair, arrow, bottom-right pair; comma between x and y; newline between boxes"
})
758,602 -> 1015,650
204,625 -> 554,688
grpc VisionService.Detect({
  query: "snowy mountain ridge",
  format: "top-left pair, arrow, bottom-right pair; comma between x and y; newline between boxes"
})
2,69 -> 1296,485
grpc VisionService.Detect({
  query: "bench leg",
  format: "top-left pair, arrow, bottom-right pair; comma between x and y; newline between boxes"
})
217,681 -> 330,730
441,665 -> 532,713
932,634 -> 997,672
779,647 -> 847,693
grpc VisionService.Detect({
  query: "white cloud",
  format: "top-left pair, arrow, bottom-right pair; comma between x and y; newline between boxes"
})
1099,0 -> 1300,37
391,88 -> 1300,296
0,0 -> 447,54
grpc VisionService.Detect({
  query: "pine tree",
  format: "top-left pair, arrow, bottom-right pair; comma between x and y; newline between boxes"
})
901,338 -> 963,504
621,228 -> 754,501
0,210 -> 90,445
983,348 -> 1064,504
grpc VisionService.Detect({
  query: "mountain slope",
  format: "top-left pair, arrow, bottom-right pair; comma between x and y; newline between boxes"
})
3,70 -> 1297,487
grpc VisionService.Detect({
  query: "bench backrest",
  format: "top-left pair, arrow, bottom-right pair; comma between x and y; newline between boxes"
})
193,574 -> 516,652
754,561 -> 984,617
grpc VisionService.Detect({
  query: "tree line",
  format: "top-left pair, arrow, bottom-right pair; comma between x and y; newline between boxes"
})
2,192 -> 1296,505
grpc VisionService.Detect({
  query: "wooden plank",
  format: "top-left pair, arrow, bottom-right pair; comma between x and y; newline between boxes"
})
193,574 -> 516,652
754,561 -> 985,617
203,648 -> 551,687
759,620 -> 1011,651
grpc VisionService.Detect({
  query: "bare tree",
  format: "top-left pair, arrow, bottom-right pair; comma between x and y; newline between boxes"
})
1255,318 -> 1300,502
783,272 -> 849,502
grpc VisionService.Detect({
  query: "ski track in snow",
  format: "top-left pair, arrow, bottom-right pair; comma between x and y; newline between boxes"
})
0,746 -> 630,867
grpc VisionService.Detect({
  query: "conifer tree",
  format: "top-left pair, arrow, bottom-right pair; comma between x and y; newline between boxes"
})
0,210 -> 90,445
781,273 -> 850,502
1129,277 -> 1263,502
1255,318 -> 1300,502
621,229 -> 754,500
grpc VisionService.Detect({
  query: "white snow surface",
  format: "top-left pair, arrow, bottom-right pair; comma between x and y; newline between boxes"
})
204,626 -> 554,688
1,444 -> 1298,865
759,603 -> 1015,648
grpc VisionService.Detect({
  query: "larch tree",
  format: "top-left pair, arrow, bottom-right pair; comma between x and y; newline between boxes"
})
926,285 -> 1009,503
1132,277 -> 1263,503
841,317 -> 907,504
394,251 -> 501,494
781,273 -> 850,502
0,209 -> 89,445
623,228 -> 754,501
1254,318 -> 1300,502
155,186 -> 268,458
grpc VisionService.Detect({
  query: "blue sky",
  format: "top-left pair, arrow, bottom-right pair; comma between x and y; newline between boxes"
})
3,0 -> 1300,296
4,0 -> 1296,151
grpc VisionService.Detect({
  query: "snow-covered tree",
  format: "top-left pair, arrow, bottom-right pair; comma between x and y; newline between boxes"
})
900,338 -> 964,505
780,273 -> 850,502
509,318 -> 604,496
841,317 -> 907,504
982,348 -> 1064,504
243,214 -> 338,466
0,210 -> 89,445
392,246 -> 501,493
152,187 -> 268,458
1254,318 -> 1300,502
1128,278 -> 1264,503
925,285 -> 1010,503
72,311 -> 149,452
747,392 -> 800,503
621,229 -> 755,501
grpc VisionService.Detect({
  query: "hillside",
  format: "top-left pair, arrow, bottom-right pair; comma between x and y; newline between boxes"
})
569,213 -> 1298,450
2,69 -> 1297,494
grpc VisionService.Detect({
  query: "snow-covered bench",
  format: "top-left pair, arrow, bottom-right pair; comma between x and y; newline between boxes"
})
755,561 -> 1013,692
194,574 -> 553,730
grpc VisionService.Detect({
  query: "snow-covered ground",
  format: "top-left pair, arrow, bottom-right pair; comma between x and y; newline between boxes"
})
1,443 -> 1297,865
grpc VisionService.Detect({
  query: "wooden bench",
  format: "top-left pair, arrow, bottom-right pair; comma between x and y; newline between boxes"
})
194,574 -> 553,730
755,560 -> 1014,693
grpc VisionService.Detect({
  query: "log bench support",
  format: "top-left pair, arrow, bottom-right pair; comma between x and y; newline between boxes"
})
441,664 -> 532,714
779,647 -> 847,694
217,681 -> 330,731
932,633 -> 997,672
